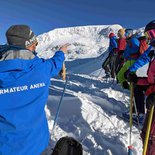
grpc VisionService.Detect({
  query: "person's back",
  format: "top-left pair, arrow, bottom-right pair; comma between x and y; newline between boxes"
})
117,28 -> 140,89
123,33 -> 140,60
0,25 -> 66,155
117,28 -> 126,52
117,38 -> 126,52
108,32 -> 118,53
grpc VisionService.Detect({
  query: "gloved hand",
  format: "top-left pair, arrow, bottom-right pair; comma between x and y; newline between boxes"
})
122,81 -> 129,90
127,73 -> 138,83
148,50 -> 154,58
59,63 -> 66,81
146,93 -> 155,109
124,70 -> 138,83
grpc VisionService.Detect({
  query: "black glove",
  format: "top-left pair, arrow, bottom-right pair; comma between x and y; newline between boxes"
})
122,81 -> 129,90
146,93 -> 155,109
148,50 -> 154,58
127,73 -> 138,83
124,70 -> 138,83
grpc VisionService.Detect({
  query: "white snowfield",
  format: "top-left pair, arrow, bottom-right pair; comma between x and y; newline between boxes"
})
37,25 -> 144,155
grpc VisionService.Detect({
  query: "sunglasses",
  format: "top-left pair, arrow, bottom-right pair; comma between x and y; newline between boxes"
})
125,32 -> 131,37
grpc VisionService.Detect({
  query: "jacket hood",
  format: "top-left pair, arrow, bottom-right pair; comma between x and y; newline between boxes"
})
109,32 -> 115,38
0,45 -> 40,87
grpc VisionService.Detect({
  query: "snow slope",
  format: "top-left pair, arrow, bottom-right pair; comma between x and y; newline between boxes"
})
37,25 -> 144,155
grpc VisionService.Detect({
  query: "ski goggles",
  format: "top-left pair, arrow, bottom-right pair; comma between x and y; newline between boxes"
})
125,32 -> 130,37
125,31 -> 133,37
144,29 -> 155,41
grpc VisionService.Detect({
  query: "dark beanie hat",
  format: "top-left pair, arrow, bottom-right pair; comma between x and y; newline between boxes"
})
6,25 -> 37,48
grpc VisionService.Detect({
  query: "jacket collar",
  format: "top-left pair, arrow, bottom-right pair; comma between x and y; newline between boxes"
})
0,45 -> 38,72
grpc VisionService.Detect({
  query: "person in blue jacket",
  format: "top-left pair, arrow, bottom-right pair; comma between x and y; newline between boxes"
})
128,45 -> 153,73
117,28 -> 140,89
0,25 -> 67,155
102,32 -> 118,78
108,32 -> 118,53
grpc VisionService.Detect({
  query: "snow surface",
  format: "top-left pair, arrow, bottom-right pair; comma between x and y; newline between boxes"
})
36,25 -> 145,155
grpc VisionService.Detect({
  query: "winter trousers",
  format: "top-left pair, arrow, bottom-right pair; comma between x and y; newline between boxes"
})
102,52 -> 117,78
141,110 -> 155,155
109,53 -> 117,78
133,85 -> 146,114
115,52 -> 124,75
117,60 -> 135,87
102,53 -> 111,75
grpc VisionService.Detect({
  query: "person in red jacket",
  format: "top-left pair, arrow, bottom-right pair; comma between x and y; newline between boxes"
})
115,28 -> 127,75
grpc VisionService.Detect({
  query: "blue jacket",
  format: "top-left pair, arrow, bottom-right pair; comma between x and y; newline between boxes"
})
0,46 -> 65,155
123,37 -> 140,60
129,45 -> 153,72
108,36 -> 118,53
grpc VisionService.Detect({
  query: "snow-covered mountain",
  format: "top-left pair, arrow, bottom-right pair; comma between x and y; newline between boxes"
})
36,25 -> 145,155
36,24 -> 122,60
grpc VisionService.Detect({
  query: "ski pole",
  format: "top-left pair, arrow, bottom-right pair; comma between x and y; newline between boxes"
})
133,94 -> 141,132
143,105 -> 154,155
128,82 -> 134,155
52,75 -> 69,133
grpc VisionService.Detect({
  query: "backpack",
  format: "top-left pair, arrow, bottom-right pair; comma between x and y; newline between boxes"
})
129,36 -> 148,59
51,136 -> 83,155
138,36 -> 148,55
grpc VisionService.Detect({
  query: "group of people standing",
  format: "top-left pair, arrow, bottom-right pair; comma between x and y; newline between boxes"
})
102,28 -> 126,79
102,20 -> 155,154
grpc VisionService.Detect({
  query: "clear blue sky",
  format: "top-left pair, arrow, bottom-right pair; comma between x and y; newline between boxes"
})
0,0 -> 154,43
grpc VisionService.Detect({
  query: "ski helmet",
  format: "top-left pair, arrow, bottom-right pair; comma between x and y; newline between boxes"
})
144,20 -> 155,43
